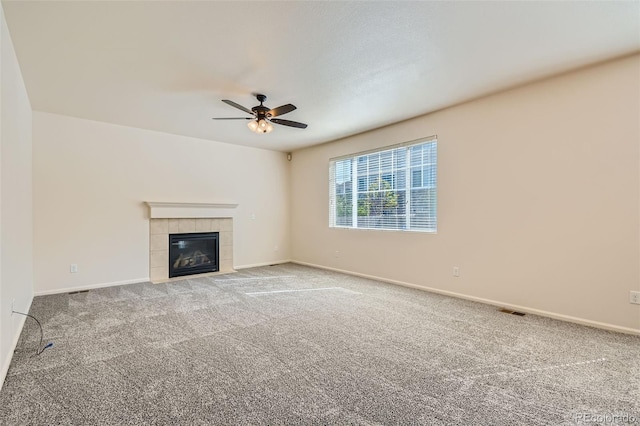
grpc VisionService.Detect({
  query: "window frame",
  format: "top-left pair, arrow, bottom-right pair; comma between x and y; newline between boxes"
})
329,136 -> 437,233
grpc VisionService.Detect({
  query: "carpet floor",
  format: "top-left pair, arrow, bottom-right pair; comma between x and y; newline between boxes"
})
1,263 -> 639,425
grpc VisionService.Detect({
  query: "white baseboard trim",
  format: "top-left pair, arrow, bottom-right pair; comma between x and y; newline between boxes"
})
0,298 -> 33,392
291,260 -> 640,336
34,277 -> 150,296
234,260 -> 291,270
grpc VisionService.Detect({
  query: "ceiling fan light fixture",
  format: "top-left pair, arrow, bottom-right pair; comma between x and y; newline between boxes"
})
248,118 -> 273,134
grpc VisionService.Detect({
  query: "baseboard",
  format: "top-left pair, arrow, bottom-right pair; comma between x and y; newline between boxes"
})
0,297 -> 33,392
234,260 -> 291,270
291,260 -> 640,336
34,277 -> 150,296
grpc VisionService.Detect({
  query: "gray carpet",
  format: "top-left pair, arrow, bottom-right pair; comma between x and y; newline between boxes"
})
1,263 -> 639,425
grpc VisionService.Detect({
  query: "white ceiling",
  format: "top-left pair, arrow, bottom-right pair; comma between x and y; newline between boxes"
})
3,1 -> 639,152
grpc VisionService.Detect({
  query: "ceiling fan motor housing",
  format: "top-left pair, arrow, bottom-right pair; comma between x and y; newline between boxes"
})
252,94 -> 270,119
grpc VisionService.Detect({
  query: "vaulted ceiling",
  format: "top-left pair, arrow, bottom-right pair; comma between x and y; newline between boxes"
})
3,1 -> 639,152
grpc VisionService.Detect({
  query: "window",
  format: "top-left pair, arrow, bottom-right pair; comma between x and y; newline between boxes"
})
329,137 -> 437,232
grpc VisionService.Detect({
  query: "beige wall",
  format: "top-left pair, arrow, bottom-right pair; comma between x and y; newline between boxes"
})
33,112 -> 290,294
0,5 -> 34,386
291,54 -> 640,332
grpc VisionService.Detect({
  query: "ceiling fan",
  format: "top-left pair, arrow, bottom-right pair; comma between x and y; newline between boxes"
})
212,94 -> 308,134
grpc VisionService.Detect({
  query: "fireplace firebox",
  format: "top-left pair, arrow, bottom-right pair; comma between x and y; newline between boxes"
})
169,232 -> 219,278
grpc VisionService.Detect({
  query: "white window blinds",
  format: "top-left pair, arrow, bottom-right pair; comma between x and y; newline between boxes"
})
329,138 -> 437,232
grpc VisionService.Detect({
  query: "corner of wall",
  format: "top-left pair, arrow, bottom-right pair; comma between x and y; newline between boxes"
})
0,3 -> 35,392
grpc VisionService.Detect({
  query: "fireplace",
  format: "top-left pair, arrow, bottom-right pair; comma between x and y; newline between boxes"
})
148,215 -> 234,283
169,232 -> 219,278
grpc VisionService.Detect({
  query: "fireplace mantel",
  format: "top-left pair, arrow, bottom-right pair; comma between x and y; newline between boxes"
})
145,202 -> 238,219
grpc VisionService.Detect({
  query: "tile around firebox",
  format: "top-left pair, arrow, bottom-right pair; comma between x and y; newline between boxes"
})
168,219 -> 179,233
151,265 -> 169,281
149,217 -> 234,282
220,231 -> 232,247
178,219 -> 196,233
195,218 -> 211,232
150,218 -> 168,235
150,234 -> 168,251
150,250 -> 168,268
220,259 -> 233,272
220,246 -> 232,261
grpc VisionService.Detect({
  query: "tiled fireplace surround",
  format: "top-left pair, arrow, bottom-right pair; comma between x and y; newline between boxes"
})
146,202 -> 236,283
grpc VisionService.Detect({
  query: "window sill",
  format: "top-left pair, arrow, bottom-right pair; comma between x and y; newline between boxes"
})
329,226 -> 437,235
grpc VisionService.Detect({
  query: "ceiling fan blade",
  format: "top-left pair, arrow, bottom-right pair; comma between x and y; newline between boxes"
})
212,117 -> 251,120
271,118 -> 308,129
269,104 -> 296,117
222,99 -> 253,115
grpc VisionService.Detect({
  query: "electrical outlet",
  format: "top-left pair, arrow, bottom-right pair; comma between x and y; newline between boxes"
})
335,250 -> 340,258
631,291 -> 640,305
70,264 -> 78,273
274,245 -> 279,252
453,266 -> 460,277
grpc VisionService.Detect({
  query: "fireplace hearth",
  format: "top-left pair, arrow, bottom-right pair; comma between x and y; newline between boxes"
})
169,232 -> 219,278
